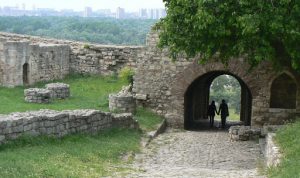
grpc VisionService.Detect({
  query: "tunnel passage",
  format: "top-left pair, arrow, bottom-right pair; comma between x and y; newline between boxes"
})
184,71 -> 252,130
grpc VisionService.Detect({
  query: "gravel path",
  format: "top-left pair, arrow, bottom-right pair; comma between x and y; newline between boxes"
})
126,129 -> 265,178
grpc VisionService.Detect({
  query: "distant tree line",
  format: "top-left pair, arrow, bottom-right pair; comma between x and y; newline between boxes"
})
0,16 -> 158,45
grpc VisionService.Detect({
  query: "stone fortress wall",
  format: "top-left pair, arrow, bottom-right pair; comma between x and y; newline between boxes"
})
0,31 -> 299,127
0,32 -> 144,86
133,31 -> 300,127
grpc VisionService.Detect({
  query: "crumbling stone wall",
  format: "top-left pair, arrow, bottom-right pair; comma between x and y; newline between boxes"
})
0,109 -> 138,144
0,32 -> 143,80
0,37 -> 70,87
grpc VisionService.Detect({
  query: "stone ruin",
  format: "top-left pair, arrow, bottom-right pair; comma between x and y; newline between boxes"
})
24,88 -> 51,104
229,126 -> 262,141
24,83 -> 70,104
0,109 -> 139,144
45,83 -> 70,99
109,85 -> 136,114
0,31 -> 299,127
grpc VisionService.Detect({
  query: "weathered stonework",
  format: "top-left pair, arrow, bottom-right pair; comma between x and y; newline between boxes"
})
0,37 -> 70,87
133,31 -> 300,128
229,126 -> 262,141
45,83 -> 70,99
0,31 -> 299,128
24,88 -> 51,103
109,86 -> 136,114
0,109 -> 138,144
0,32 -> 143,86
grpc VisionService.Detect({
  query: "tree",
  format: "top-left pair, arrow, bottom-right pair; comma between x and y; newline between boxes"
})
158,0 -> 300,71
210,75 -> 241,113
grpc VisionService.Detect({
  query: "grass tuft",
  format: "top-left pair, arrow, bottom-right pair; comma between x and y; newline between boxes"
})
134,107 -> 163,132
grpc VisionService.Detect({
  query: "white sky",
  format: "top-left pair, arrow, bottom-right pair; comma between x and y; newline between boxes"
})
0,0 -> 165,12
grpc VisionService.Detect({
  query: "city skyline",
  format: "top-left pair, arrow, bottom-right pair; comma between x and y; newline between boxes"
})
0,0 -> 165,12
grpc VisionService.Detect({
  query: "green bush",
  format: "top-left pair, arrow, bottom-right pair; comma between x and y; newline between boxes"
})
118,67 -> 134,84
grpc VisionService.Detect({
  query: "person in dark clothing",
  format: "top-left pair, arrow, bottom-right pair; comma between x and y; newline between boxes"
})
218,99 -> 229,128
208,101 -> 217,127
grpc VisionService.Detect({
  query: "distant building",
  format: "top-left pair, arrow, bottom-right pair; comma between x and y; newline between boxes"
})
84,7 -> 92,17
116,7 -> 125,19
22,3 -> 26,11
139,8 -> 147,19
147,8 -> 166,19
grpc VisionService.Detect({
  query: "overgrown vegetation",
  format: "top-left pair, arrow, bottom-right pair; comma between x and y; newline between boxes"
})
268,120 -> 300,178
0,16 -> 157,45
0,74 -> 127,114
0,128 -> 141,177
118,66 -> 135,84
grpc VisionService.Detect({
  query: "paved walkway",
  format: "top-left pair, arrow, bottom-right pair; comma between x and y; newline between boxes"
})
126,129 -> 265,178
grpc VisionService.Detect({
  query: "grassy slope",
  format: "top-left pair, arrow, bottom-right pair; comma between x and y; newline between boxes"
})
0,128 -> 140,177
268,120 -> 300,178
0,75 -> 163,177
0,75 -> 126,114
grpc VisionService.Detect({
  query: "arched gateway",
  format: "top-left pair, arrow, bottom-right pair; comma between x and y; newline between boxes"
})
184,71 -> 252,129
133,31 -> 300,128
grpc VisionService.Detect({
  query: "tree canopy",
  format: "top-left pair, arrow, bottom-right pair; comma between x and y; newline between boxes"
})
158,0 -> 300,71
0,16 -> 157,45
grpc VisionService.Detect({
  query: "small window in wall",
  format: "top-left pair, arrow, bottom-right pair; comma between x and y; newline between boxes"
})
270,73 -> 297,109
23,63 -> 29,85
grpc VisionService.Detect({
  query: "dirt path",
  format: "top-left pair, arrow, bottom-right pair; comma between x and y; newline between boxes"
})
125,129 -> 265,178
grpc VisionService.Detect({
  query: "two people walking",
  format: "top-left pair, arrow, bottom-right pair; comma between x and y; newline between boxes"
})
208,99 -> 229,128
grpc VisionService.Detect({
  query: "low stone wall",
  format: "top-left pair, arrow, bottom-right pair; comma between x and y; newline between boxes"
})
229,126 -> 262,141
46,83 -> 70,99
265,133 -> 282,167
0,109 -> 138,144
24,88 -> 51,103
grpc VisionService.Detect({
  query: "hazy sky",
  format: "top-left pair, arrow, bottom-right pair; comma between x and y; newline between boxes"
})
0,0 -> 165,12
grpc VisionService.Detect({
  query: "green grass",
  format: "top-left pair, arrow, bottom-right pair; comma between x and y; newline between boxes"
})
0,75 -> 165,177
214,109 -> 240,121
268,120 -> 300,178
0,74 -> 127,114
134,107 -> 164,132
0,128 -> 141,177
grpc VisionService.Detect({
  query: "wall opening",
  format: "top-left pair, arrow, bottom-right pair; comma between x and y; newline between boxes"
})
23,63 -> 29,85
270,73 -> 297,109
209,75 -> 241,123
184,71 -> 252,130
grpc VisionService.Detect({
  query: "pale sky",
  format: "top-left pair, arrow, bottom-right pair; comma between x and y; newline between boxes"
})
0,0 -> 165,12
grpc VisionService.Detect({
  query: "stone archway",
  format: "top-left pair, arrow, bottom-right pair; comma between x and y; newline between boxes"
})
184,71 -> 252,130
